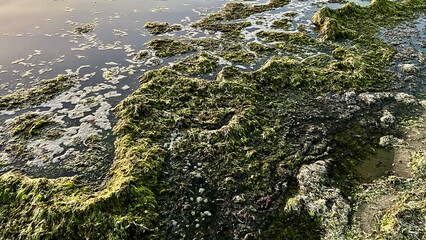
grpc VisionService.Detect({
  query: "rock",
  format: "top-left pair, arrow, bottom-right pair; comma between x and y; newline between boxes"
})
202,211 -> 212,217
233,195 -> 244,203
343,91 -> 357,105
379,135 -> 404,147
380,110 -> 395,125
358,92 -> 391,105
286,160 -> 351,239
400,63 -> 417,73
394,93 -> 417,105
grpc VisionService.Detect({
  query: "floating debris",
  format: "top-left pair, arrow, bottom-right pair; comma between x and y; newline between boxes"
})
74,23 -> 96,34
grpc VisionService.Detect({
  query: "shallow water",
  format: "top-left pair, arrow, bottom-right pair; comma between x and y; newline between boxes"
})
0,0 -> 229,91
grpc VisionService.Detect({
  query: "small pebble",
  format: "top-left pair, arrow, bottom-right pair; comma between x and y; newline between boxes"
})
203,211 -> 211,216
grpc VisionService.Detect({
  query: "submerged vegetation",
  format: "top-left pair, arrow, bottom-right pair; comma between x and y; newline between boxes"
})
1,0 -> 426,239
8,113 -> 54,138
0,74 -> 75,110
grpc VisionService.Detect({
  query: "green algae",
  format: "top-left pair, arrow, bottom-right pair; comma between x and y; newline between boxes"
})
189,38 -> 223,51
195,21 -> 252,39
194,0 -> 290,23
132,66 -> 307,239
302,53 -> 335,67
271,18 -> 292,30
312,0 -> 425,42
74,23 -> 95,34
0,131 -> 164,239
247,42 -> 275,56
411,150 -> 426,178
252,55 -> 390,92
2,0 -> 426,239
0,74 -> 75,110
283,11 -> 298,17
144,21 -> 182,35
257,31 -> 316,45
348,177 -> 426,239
171,53 -> 218,76
220,44 -> 256,64
147,38 -> 195,58
192,0 -> 290,38
133,50 -> 149,61
8,113 -> 54,138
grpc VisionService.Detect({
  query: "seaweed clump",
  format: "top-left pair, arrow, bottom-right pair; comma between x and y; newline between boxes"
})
123,66 -> 305,239
257,31 -> 317,45
312,0 -> 424,41
0,74 -> 75,110
8,113 -> 53,138
247,42 -> 275,56
133,50 -> 150,61
144,21 -> 182,35
147,38 -> 195,58
192,0 -> 290,38
171,53 -> 218,76
74,23 -> 96,34
220,44 -> 256,64
271,18 -> 292,29
189,38 -> 223,51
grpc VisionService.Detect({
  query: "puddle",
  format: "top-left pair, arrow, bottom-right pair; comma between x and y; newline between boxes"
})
355,148 -> 395,182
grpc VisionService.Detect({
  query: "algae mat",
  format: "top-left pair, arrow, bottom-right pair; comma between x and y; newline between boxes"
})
2,0 -> 426,239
